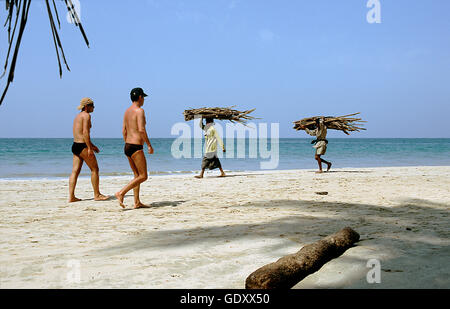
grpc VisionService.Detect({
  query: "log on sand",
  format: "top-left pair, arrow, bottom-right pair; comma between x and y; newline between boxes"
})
245,227 -> 360,289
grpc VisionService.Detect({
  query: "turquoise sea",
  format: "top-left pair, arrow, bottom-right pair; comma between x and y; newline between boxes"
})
0,138 -> 449,179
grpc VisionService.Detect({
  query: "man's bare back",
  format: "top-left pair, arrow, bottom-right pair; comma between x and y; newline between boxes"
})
123,105 -> 146,145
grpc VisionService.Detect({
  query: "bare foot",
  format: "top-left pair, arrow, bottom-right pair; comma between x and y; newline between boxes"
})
218,174 -> 226,177
134,202 -> 150,209
194,175 -> 203,179
68,197 -> 82,203
94,194 -> 110,201
326,163 -> 332,172
114,192 -> 126,209
315,170 -> 323,174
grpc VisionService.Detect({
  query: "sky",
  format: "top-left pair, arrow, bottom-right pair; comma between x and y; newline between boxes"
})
0,0 -> 449,138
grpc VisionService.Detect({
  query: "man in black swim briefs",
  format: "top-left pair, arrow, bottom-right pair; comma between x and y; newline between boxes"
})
72,142 -> 87,156
69,97 -> 109,203
124,143 -> 143,158
115,88 -> 154,209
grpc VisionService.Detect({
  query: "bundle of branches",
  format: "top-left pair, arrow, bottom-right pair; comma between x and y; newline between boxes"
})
183,106 -> 257,125
293,112 -> 366,135
1,0 -> 89,105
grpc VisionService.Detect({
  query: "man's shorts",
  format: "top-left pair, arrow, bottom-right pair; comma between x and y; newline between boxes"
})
313,141 -> 327,155
201,156 -> 222,170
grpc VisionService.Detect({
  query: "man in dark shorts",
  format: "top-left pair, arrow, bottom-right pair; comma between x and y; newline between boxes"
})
195,117 -> 226,178
115,88 -> 154,209
69,97 -> 109,202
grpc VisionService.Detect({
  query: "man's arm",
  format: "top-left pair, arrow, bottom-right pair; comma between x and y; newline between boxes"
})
137,109 -> 154,154
82,114 -> 96,155
304,126 -> 318,137
214,128 -> 225,152
122,117 -> 127,142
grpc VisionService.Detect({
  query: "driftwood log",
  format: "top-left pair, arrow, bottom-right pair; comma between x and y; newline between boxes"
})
245,227 -> 360,289
293,113 -> 366,135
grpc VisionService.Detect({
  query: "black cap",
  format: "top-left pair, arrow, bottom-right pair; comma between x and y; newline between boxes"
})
130,87 -> 148,98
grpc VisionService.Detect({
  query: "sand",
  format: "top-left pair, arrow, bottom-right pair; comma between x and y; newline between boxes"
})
0,166 -> 449,289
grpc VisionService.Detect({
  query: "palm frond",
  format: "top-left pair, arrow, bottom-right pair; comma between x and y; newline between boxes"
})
1,0 -> 90,105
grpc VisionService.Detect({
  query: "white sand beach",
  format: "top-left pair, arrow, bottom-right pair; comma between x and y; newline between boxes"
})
0,166 -> 449,289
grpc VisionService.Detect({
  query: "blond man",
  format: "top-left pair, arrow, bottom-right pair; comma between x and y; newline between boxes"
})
69,97 -> 109,202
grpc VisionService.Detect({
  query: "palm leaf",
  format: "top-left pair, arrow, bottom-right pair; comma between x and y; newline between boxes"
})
0,0 -> 90,105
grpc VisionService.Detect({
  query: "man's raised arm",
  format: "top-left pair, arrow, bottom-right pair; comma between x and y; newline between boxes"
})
304,126 -> 318,137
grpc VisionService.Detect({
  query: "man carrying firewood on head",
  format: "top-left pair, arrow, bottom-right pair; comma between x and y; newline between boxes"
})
300,117 -> 332,173
195,117 -> 226,178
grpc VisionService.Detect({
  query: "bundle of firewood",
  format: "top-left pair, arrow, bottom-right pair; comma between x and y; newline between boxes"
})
183,106 -> 256,124
293,112 -> 366,135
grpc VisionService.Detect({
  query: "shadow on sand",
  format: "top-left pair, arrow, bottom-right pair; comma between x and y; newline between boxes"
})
93,197 -> 449,287
119,200 -> 187,211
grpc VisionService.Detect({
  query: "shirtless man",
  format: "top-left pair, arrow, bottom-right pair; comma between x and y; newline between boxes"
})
115,88 -> 154,209
69,97 -> 109,202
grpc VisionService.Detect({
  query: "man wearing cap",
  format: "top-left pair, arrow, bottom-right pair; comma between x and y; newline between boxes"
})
69,97 -> 109,202
115,88 -> 154,209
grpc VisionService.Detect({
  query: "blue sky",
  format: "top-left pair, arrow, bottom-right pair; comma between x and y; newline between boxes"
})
0,0 -> 449,138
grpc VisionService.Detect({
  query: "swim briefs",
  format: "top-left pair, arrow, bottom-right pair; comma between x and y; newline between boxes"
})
72,142 -> 87,156
124,143 -> 143,157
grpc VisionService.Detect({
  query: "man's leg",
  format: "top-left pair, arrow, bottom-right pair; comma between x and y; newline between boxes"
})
195,168 -> 206,178
321,157 -> 332,171
315,154 -> 323,173
79,149 -> 109,201
69,155 -> 84,202
315,154 -> 331,173
218,166 -> 226,177
127,155 -> 146,208
217,159 -> 226,177
196,158 -> 206,178
115,150 -> 148,208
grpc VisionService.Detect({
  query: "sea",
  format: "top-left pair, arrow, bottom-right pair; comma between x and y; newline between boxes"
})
0,138 -> 449,180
